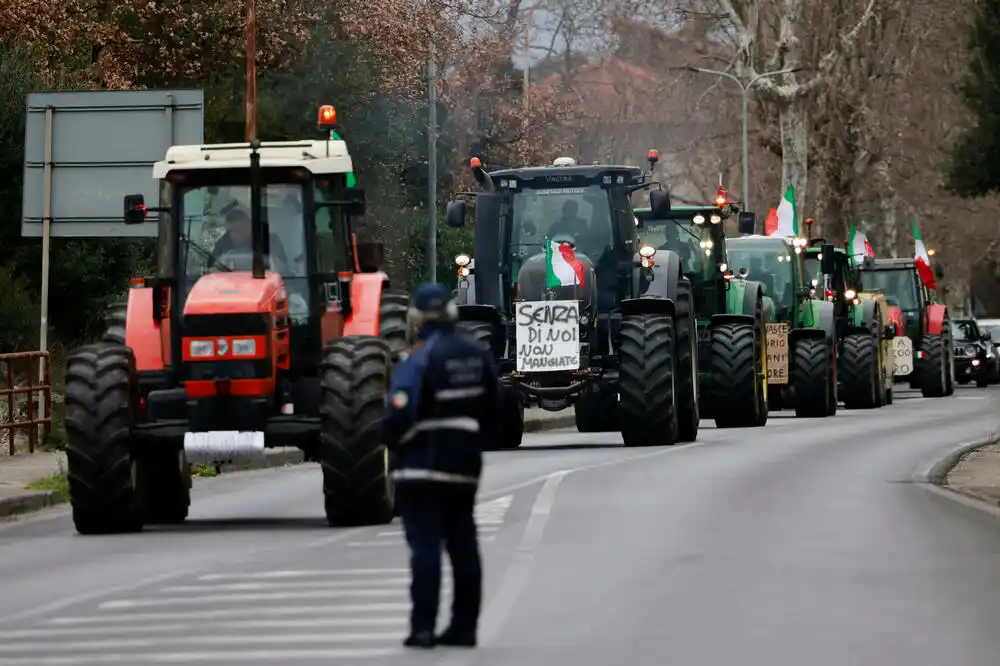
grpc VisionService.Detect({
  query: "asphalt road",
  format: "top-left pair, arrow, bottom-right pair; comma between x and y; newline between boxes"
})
1,385 -> 1000,665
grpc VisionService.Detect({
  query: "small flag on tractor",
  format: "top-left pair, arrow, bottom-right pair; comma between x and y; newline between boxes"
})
912,218 -> 935,290
764,208 -> 779,235
546,238 -> 585,288
847,224 -> 875,265
774,185 -> 798,237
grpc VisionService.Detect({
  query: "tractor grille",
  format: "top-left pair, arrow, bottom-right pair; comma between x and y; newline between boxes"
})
183,313 -> 269,338
183,359 -> 272,380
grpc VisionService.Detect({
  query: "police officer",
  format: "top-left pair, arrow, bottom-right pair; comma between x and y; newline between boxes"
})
383,283 -> 501,649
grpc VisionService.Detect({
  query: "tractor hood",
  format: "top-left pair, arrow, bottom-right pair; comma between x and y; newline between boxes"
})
515,251 -> 598,319
183,271 -> 285,316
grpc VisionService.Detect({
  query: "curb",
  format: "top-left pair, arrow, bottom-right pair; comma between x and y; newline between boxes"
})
914,434 -> 1000,485
0,415 -> 575,521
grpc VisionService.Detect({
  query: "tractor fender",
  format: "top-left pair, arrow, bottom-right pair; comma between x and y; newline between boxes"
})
799,299 -> 837,343
620,296 -> 676,319
124,286 -> 166,373
925,303 -> 947,335
343,271 -> 389,337
709,313 -> 755,328
846,298 -> 880,335
761,296 -> 775,324
886,305 -> 905,336
640,249 -> 683,303
727,279 -> 765,328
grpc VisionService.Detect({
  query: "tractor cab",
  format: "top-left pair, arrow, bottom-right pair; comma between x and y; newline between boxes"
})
803,241 -> 858,338
859,259 -> 928,337
727,234 -> 809,324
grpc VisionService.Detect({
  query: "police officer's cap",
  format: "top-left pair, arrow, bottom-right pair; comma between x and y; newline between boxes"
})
410,283 -> 458,322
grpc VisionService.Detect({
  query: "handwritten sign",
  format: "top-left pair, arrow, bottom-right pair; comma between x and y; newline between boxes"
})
891,336 -> 913,376
765,322 -> 789,385
515,300 -> 580,372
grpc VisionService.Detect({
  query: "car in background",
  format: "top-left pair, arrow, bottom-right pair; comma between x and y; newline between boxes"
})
951,318 -> 999,386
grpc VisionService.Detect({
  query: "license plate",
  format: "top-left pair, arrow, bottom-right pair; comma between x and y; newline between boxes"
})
184,431 -> 265,463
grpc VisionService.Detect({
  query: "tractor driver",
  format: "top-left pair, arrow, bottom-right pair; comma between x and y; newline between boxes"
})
748,256 -> 776,298
547,199 -> 587,239
211,207 -> 290,273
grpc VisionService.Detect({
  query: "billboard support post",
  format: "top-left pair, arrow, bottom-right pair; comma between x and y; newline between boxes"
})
38,107 -> 53,416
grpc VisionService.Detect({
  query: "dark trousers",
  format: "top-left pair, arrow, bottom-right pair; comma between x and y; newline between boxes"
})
398,482 -> 482,634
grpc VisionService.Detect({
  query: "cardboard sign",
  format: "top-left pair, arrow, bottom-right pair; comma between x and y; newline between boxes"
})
515,300 -> 581,372
765,322 -> 789,385
891,336 -> 914,376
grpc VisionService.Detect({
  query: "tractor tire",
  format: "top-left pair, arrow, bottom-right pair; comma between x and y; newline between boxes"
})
791,337 -> 833,418
138,452 -> 192,524
675,280 -> 699,442
920,334 -> 948,398
379,291 -> 411,361
499,388 -> 525,449
575,388 -> 619,432
840,333 -> 880,409
708,323 -> 760,428
456,320 -> 493,351
64,343 -> 143,534
102,301 -> 127,345
618,314 -> 677,447
319,336 -> 395,527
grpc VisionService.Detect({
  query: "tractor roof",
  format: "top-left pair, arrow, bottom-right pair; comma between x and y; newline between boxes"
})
730,234 -> 792,246
488,163 -> 642,181
153,140 -> 354,178
864,258 -> 916,270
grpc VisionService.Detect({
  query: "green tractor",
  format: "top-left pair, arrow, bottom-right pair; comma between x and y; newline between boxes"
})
443,152 -> 699,447
802,242 -> 892,409
727,235 -> 838,417
635,203 -> 769,428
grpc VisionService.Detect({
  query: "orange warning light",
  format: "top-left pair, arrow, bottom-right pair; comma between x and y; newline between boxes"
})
317,105 -> 337,128
715,185 -> 726,207
647,149 -> 659,161
470,157 -> 482,169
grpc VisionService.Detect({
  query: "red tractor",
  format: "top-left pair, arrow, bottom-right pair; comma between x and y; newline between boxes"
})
63,107 -> 410,534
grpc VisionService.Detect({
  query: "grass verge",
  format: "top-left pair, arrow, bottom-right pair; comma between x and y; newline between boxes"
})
26,470 -> 69,501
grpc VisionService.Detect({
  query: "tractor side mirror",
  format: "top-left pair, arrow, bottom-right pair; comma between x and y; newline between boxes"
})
343,187 -> 366,217
355,241 -> 385,272
738,212 -> 756,235
820,243 -> 835,275
649,189 -> 671,217
446,200 -> 467,228
124,193 -> 146,225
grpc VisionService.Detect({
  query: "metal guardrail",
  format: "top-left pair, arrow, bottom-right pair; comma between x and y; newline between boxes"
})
0,352 -> 52,455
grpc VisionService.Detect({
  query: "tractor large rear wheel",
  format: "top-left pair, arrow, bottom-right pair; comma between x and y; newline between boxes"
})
791,337 -> 833,418
319,336 -> 394,526
64,343 -> 143,535
379,291 -> 412,361
101,301 -> 127,345
575,388 -> 619,432
618,314 -> 677,447
920,334 -> 948,398
840,333 -> 880,409
708,323 -> 760,428
675,281 -> 699,442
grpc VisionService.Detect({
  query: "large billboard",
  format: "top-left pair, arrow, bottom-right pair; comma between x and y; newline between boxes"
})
21,89 -> 205,238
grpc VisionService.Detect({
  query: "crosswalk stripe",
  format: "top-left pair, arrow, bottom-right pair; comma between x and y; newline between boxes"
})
197,569 -> 411,581
158,578 -> 423,593
0,617 -> 408,640
49,603 -> 412,626
0,648 -> 398,664
99,589 -> 408,610
0,631 -> 403,653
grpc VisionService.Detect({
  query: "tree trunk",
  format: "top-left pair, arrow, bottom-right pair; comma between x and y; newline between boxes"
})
874,157 -> 899,257
778,98 -> 810,217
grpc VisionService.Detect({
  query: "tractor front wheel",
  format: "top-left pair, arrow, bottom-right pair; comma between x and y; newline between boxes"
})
791,337 -> 834,418
138,452 -> 191,524
319,336 -> 395,527
64,343 -> 143,535
675,280 -> 699,442
920,334 -> 948,398
378,291 -> 412,361
618,314 -> 677,447
841,333 -> 880,409
708,323 -> 760,428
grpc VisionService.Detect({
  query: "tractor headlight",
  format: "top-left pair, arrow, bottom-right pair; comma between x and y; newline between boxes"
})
188,340 -> 214,358
844,289 -> 856,300
710,214 -> 722,224
231,338 -> 257,357
639,245 -> 656,258
693,214 -> 706,225
455,253 -> 471,267
458,266 -> 471,277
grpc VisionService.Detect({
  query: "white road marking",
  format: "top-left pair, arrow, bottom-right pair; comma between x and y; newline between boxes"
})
99,589 -> 406,610
0,648 -> 398,664
0,631 -> 403,653
159,578 -> 414,593
49,603 -> 412,626
198,568 -> 410,581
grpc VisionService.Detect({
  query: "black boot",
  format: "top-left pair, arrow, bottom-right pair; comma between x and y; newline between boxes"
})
403,631 -> 436,648
436,627 -> 476,647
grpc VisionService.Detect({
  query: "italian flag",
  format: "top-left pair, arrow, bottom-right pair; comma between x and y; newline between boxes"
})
773,184 -> 798,237
912,218 -> 935,290
546,239 -> 585,288
847,224 -> 875,265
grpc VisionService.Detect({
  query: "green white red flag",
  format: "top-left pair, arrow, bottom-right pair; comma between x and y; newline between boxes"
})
912,218 -> 935,290
847,224 -> 875,265
773,185 -> 798,237
546,239 -> 585,288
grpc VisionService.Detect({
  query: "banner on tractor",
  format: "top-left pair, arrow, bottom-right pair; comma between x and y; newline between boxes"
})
765,322 -> 789,384
891,337 -> 914,376
515,300 -> 581,372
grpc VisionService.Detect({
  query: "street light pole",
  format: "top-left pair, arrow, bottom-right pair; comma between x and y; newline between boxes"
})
245,0 -> 257,141
428,41 -> 437,283
680,66 -> 801,214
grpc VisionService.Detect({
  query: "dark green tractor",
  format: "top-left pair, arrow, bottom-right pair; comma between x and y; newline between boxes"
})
802,243 -> 892,409
727,235 -> 838,417
443,153 -> 699,448
635,204 -> 769,428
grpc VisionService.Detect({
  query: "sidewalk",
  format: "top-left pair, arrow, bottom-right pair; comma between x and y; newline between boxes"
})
944,440 -> 1000,506
0,407 -> 576,520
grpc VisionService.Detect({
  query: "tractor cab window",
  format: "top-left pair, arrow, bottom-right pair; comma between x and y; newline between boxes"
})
637,215 -> 708,284
863,269 -> 920,312
509,184 -> 613,282
728,239 -> 795,321
313,176 -> 353,274
803,252 -> 849,300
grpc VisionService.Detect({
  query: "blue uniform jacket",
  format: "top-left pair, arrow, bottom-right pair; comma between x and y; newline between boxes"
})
382,324 -> 501,485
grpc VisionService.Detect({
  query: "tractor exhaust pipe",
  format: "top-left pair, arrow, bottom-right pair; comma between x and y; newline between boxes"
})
249,140 -> 266,280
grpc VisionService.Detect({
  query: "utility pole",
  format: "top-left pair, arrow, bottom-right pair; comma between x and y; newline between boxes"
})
523,6 -> 536,110
673,65 -> 801,214
245,0 -> 257,141
427,41 -> 438,282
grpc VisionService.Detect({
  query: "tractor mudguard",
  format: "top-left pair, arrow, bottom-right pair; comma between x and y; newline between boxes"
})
925,303 -> 947,335
457,303 -> 502,327
620,296 -> 675,318
761,296 -> 775,324
846,298 -> 879,335
800,299 -> 837,342
124,286 -> 166,373
789,326 -> 826,342
640,250 -> 683,302
726,279 -> 764,327
709,313 -> 754,328
343,271 -> 389,337
886,305 -> 905,336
